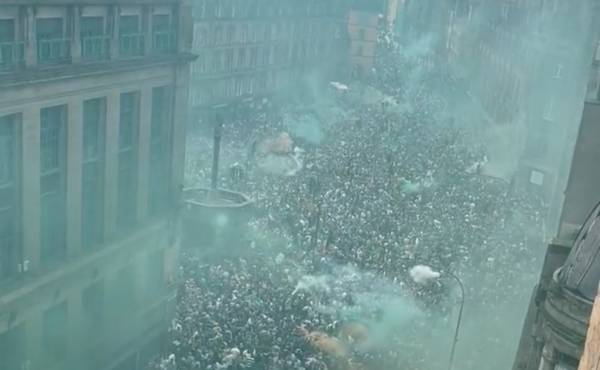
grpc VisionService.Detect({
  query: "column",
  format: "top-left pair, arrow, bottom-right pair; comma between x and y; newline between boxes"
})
104,91 -> 120,239
137,87 -> 152,222
66,98 -> 83,258
24,5 -> 37,67
109,5 -> 120,59
70,5 -> 82,63
539,344 -> 557,370
171,65 -> 190,205
21,107 -> 40,271
142,5 -> 153,55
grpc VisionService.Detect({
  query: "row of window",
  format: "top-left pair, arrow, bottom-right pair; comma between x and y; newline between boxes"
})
193,19 -> 338,49
0,9 -> 177,69
0,86 -> 173,278
0,249 -> 165,370
193,0 -> 345,20
192,39 -> 329,75
190,72 -> 271,105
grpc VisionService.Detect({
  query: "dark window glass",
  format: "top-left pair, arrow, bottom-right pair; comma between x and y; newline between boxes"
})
119,15 -> 139,35
42,301 -> 68,366
36,17 -> 64,40
0,114 -> 18,278
149,86 -> 172,215
81,16 -> 104,36
82,98 -> 105,249
0,19 -> 15,42
0,323 -> 25,370
117,92 -> 139,231
40,105 -> 66,264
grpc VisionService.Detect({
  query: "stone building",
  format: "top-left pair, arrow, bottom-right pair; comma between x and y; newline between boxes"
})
397,0 -> 599,233
0,1 -> 193,369
189,0 -> 349,120
512,19 -> 600,370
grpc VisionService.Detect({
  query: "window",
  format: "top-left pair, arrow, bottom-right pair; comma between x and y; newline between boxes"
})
144,249 -> 165,301
42,300 -> 68,367
119,15 -> 143,56
117,92 -> 139,232
81,16 -> 109,60
227,25 -> 235,44
37,17 -> 70,63
195,52 -> 206,74
149,86 -> 172,215
81,279 -> 105,365
0,19 -> 21,68
0,323 -> 25,370
82,280 -> 105,332
213,25 -> 223,45
237,48 -> 246,68
0,19 -> 15,42
358,28 -> 366,40
0,114 -> 19,278
82,98 -> 105,249
109,265 -> 137,336
40,105 -> 67,264
225,48 -> 234,71
152,14 -> 175,53
249,47 -> 258,67
212,50 -> 223,71
240,24 -> 248,43
235,78 -> 243,96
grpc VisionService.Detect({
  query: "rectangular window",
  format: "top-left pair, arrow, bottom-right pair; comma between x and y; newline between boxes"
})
238,48 -> 246,68
82,98 -> 105,249
109,265 -> 136,337
37,17 -> 70,64
119,15 -> 143,56
0,323 -> 25,370
149,86 -> 172,215
152,14 -> 174,53
37,17 -> 64,39
0,19 -> 15,42
82,280 -> 105,332
40,105 -> 66,264
42,300 -> 68,367
0,114 -> 19,278
144,249 -> 165,301
81,279 -> 104,366
81,16 -> 109,60
117,92 -> 139,232
0,19 -> 22,68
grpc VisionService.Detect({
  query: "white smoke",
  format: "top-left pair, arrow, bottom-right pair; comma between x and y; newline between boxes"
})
409,265 -> 441,285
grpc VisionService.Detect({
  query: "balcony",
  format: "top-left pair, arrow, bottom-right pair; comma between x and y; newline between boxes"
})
82,35 -> 110,61
119,33 -> 145,57
152,30 -> 176,54
37,38 -> 71,65
0,41 -> 24,70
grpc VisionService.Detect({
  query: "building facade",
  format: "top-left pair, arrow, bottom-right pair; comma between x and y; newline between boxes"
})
0,1 -> 193,370
189,0 -> 349,119
347,0 -> 398,77
397,0 -> 598,232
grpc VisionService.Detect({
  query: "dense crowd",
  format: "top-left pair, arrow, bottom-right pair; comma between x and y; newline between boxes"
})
158,34 -> 546,370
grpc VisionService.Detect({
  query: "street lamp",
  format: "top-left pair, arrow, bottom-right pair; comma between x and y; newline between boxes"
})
410,265 -> 465,370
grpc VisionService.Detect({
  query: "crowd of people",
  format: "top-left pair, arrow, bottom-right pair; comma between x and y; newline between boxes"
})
158,34 -> 547,370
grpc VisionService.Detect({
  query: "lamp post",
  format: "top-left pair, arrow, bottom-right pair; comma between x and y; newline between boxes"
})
410,265 -> 465,370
